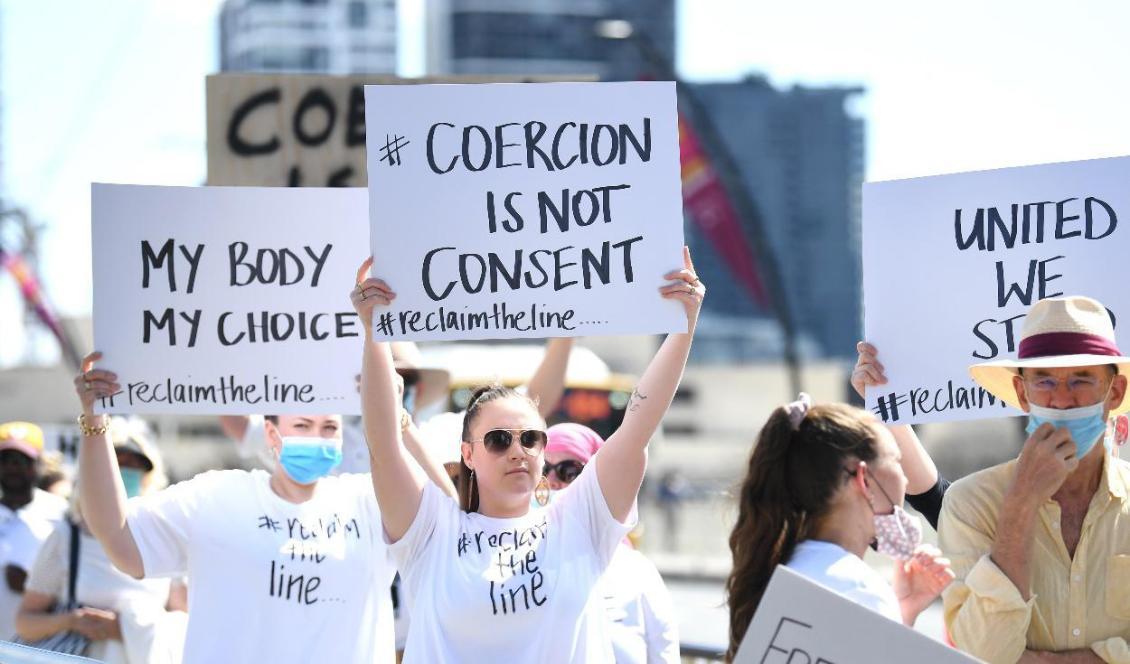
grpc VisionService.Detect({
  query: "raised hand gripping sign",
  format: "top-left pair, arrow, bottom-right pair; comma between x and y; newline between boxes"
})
734,567 -> 980,664
363,82 -> 687,341
862,156 -> 1128,425
91,184 -> 368,415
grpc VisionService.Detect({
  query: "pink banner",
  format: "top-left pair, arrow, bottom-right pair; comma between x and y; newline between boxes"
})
0,247 -> 81,368
678,115 -> 768,307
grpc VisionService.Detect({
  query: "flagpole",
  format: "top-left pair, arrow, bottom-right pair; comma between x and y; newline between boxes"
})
597,20 -> 803,396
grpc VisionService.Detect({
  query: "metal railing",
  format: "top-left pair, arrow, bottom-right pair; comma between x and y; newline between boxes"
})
0,641 -> 102,664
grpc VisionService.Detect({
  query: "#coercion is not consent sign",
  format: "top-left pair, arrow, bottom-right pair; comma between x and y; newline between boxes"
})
863,156 -> 1129,425
91,184 -> 368,415
362,82 -> 687,341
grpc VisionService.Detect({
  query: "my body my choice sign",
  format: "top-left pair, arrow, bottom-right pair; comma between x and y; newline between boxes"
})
363,82 -> 687,341
91,185 -> 367,415
863,156 -> 1128,425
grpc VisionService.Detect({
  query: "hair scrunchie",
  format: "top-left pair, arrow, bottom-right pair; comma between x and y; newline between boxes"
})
783,393 -> 812,431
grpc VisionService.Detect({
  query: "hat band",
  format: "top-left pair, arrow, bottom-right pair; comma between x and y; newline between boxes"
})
1018,331 -> 1122,359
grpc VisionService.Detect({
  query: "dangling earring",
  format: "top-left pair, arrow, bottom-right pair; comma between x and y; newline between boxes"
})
534,476 -> 550,507
469,469 -> 476,488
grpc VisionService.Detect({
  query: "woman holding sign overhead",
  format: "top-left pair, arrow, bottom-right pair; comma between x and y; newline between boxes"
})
72,354 -> 454,664
352,248 -> 703,662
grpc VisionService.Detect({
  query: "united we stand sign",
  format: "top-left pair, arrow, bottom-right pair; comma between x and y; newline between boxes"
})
863,156 -> 1127,425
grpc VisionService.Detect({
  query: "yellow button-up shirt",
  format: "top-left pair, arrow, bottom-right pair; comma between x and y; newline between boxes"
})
939,452 -> 1130,663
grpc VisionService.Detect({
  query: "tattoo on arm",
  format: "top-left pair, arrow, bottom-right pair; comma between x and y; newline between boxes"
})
628,387 -> 648,413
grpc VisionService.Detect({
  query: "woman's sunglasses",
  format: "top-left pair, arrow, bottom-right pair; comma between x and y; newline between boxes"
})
543,459 -> 585,484
472,429 -> 547,456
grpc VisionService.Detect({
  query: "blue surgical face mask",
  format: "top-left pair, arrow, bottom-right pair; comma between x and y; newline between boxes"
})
278,436 -> 343,485
119,468 -> 143,499
1026,400 -> 1110,458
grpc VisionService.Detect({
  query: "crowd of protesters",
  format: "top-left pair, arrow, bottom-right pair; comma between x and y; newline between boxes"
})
4,249 -> 1130,663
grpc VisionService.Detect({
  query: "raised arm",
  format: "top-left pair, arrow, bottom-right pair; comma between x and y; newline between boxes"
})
353,258 -> 428,540
597,247 -> 703,521
75,352 -> 145,579
401,398 -> 458,500
852,342 -> 939,494
525,337 -> 575,418
218,415 -> 250,442
380,358 -> 456,500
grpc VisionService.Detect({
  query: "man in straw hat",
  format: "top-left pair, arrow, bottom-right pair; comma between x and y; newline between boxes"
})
939,295 -> 1130,663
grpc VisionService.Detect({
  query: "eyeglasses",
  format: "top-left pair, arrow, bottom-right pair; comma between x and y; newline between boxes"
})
1023,375 -> 1106,394
543,459 -> 585,484
472,429 -> 547,456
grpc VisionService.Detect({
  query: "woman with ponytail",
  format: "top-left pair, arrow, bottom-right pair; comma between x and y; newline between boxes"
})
725,397 -> 955,660
352,248 -> 703,662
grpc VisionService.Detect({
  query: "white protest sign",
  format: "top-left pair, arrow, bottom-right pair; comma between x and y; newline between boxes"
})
92,184 -> 367,415
735,566 -> 980,664
863,156 -> 1128,425
205,73 -> 592,187
363,82 -> 686,341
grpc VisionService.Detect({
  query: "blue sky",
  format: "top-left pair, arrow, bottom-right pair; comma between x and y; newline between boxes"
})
3,0 -> 1130,364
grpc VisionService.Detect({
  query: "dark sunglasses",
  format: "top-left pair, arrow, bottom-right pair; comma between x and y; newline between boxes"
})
543,459 -> 585,484
473,429 -> 547,456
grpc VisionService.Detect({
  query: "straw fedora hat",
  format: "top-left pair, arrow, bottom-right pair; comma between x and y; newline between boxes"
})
969,295 -> 1130,414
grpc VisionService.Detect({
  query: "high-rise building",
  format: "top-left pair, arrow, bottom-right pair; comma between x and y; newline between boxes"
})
424,4 -> 862,359
219,0 -> 398,74
687,76 -> 865,359
290,1 -> 853,361
425,0 -> 674,81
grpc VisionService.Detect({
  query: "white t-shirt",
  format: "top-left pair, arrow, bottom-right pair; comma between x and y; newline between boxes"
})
127,469 -> 397,664
26,522 -> 173,664
601,545 -> 680,663
785,540 -> 902,623
0,489 -> 67,639
391,453 -> 635,663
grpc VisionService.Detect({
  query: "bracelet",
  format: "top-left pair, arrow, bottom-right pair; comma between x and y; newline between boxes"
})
399,409 -> 412,432
77,414 -> 109,437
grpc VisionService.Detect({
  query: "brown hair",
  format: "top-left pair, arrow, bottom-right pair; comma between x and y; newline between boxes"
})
725,403 -> 880,661
458,384 -> 539,512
